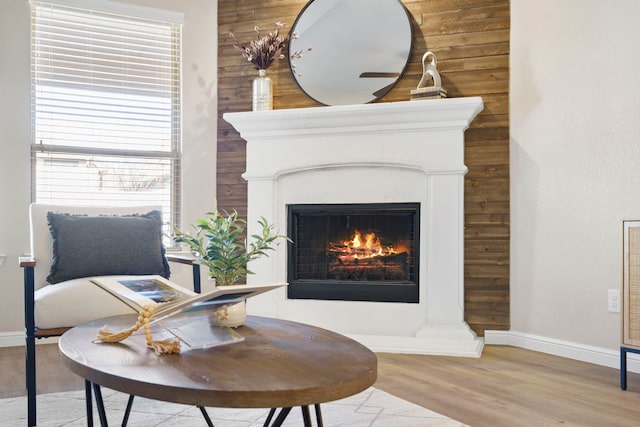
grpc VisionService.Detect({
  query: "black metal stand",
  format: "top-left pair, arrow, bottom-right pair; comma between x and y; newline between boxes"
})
620,346 -> 640,390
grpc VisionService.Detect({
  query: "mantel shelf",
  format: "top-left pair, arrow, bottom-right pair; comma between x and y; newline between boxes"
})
224,97 -> 484,140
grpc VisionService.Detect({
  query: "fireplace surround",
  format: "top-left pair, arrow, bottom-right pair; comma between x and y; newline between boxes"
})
224,97 -> 484,357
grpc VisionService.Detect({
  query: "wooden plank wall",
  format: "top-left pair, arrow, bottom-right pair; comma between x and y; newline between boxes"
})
217,0 -> 510,335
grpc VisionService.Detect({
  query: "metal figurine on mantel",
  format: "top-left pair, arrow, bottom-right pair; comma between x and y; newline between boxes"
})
410,51 -> 448,100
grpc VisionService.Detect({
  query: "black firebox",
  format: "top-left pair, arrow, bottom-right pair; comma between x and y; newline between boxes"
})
287,203 -> 420,303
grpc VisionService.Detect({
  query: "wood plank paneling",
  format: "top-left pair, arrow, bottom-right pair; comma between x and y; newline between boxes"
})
217,0 -> 510,335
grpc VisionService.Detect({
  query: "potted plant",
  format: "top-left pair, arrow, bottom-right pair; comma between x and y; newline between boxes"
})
173,210 -> 289,326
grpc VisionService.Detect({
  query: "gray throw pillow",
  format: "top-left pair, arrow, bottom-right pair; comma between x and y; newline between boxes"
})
46,210 -> 170,284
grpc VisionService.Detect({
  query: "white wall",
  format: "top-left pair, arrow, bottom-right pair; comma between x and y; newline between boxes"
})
0,0 -> 32,339
510,0 -> 640,349
0,0 -> 217,339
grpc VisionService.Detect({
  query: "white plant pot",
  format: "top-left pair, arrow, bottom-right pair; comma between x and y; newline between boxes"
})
210,300 -> 247,328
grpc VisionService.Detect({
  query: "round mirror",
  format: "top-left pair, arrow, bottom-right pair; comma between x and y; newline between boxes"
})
289,0 -> 412,106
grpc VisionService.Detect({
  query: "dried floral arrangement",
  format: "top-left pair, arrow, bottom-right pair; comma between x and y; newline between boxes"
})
229,22 -> 290,70
229,21 -> 311,72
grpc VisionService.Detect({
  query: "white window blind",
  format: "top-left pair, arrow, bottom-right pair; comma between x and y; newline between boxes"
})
30,1 -> 182,240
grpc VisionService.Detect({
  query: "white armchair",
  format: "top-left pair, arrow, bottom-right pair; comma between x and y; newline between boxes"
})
20,203 -> 199,427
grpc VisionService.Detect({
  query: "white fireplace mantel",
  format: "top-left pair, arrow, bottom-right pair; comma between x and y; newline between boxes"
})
224,97 -> 485,357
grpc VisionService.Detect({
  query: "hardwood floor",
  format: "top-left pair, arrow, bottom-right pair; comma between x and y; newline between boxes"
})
376,347 -> 640,426
2,343 -> 640,426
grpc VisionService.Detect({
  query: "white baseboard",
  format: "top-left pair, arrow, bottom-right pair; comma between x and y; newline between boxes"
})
0,331 -> 59,348
2,328 -> 639,376
485,330 -> 640,374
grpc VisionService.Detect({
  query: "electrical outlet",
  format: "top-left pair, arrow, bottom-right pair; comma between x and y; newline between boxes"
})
0,254 -> 6,267
608,289 -> 621,313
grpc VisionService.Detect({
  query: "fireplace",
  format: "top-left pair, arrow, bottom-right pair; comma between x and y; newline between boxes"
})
224,98 -> 485,357
287,203 -> 420,303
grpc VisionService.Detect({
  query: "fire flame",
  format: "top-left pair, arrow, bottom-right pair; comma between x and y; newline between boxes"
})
330,230 -> 405,260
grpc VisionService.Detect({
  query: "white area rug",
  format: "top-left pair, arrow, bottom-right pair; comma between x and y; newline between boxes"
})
0,387 -> 468,426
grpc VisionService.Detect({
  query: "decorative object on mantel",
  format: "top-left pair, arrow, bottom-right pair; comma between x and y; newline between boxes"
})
410,51 -> 448,101
229,22 -> 293,111
173,209 -> 290,327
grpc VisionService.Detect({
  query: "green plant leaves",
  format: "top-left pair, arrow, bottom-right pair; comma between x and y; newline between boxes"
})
173,210 -> 290,286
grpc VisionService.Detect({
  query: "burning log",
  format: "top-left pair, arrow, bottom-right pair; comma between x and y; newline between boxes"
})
328,252 -> 408,281
327,230 -> 409,280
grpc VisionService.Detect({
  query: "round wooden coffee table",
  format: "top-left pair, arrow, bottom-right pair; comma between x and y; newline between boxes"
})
59,315 -> 377,426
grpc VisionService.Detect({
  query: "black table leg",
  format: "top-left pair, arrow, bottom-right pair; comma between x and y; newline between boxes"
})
121,395 -> 135,426
270,407 -> 292,427
263,405 -> 322,427
263,408 -> 277,426
301,406 -> 312,426
199,406 -> 215,426
84,381 -> 93,427
314,404 -> 323,427
92,383 -> 108,426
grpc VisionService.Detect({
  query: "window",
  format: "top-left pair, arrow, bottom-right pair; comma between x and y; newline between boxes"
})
30,1 -> 182,241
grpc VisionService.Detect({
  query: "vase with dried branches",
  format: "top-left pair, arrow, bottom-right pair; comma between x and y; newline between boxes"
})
229,21 -> 309,110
